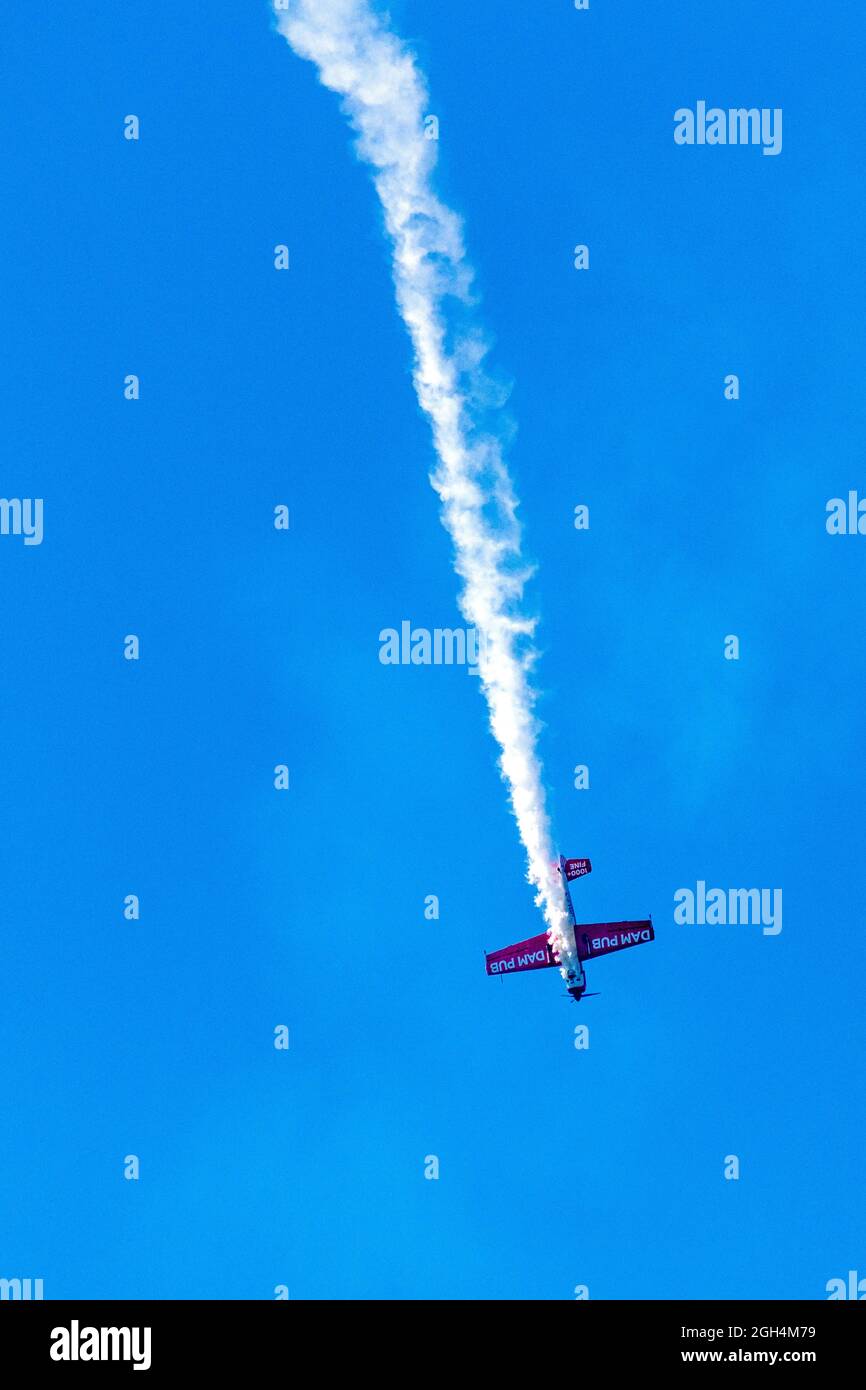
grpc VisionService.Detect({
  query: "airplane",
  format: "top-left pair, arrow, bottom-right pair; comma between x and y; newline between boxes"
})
485,855 -> 653,1002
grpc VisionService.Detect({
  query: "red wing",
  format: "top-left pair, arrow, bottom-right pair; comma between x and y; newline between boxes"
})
485,932 -> 557,976
575,920 -> 654,961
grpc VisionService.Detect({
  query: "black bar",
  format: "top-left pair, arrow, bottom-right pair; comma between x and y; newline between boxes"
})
0,1299 -> 861,1375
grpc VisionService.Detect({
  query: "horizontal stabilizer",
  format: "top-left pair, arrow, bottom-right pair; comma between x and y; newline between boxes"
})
575,920 -> 654,961
486,932 -> 557,976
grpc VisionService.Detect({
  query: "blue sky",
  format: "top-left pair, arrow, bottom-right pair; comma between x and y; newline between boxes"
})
1,1 -> 863,1299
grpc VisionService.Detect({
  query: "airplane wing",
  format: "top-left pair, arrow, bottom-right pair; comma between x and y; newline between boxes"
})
485,932 -> 557,976
574,920 -> 654,961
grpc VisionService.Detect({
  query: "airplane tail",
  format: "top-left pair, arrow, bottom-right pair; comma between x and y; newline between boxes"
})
561,856 -> 592,881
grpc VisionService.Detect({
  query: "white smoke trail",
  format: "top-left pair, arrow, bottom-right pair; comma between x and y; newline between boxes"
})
273,0 -> 573,965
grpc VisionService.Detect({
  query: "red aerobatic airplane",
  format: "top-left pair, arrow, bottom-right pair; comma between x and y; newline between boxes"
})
485,855 -> 653,1002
